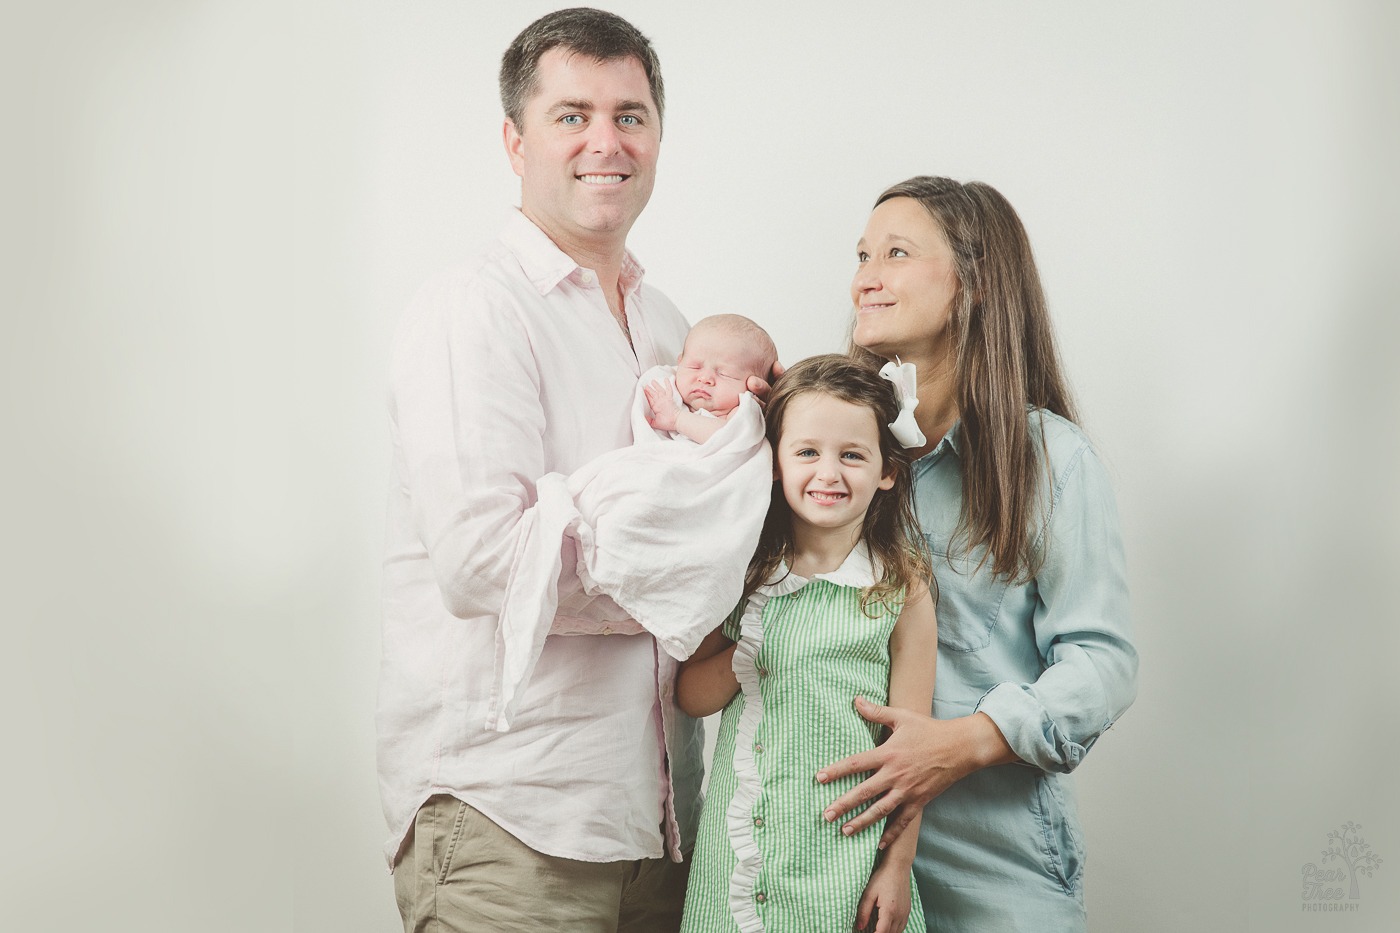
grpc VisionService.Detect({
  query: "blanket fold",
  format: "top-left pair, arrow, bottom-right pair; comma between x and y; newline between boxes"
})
487,364 -> 771,731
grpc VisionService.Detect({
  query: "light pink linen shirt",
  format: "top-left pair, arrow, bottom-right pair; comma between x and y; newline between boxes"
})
377,209 -> 704,868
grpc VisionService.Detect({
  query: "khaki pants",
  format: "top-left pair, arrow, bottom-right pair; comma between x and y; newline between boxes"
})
393,795 -> 689,933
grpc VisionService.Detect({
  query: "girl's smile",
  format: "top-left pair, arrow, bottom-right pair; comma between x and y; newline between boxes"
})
776,393 -> 895,543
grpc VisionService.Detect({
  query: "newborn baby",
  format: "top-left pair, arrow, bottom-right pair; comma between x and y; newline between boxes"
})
644,313 -> 778,445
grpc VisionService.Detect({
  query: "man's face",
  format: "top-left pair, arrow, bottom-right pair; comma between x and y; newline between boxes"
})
504,48 -> 660,254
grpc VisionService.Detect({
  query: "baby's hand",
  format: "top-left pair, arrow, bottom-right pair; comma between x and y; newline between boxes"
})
644,379 -> 680,432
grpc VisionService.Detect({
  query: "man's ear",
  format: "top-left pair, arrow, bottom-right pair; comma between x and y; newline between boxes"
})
503,119 -> 525,178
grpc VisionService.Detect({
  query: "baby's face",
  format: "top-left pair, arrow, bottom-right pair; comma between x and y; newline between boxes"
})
674,329 -> 762,415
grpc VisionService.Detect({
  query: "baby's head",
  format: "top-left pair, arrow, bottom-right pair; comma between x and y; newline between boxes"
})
674,315 -> 778,415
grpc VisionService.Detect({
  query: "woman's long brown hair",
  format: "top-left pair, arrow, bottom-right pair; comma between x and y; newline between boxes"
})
745,354 -> 931,614
849,176 -> 1077,583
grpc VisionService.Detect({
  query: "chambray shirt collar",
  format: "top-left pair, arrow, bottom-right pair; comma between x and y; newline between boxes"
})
918,418 -> 963,465
925,406 -> 1059,463
499,208 -> 646,297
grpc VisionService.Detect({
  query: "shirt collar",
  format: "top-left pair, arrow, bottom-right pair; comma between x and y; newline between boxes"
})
943,420 -> 963,456
499,208 -> 647,297
918,419 -> 962,464
763,541 -> 879,594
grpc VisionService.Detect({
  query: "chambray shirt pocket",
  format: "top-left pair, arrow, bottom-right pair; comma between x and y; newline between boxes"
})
1031,772 -> 1086,895
925,535 -> 1012,653
918,764 -> 1086,905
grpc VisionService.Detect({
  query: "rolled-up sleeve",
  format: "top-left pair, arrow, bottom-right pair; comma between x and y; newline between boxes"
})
975,442 -> 1139,773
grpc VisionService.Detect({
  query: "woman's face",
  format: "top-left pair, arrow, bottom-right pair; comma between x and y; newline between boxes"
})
850,196 -> 960,361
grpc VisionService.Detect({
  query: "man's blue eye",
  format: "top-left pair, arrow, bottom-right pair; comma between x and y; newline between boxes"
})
562,114 -> 583,125
618,114 -> 638,126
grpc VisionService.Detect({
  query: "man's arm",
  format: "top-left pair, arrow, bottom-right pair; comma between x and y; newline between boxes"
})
390,272 -> 560,620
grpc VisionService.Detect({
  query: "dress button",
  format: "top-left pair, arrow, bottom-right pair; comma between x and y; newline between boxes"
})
753,817 -> 764,827
755,892 -> 767,903
754,743 -> 764,753
756,666 -> 768,677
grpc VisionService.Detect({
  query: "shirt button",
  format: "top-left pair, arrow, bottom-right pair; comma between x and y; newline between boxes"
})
579,270 -> 594,285
601,626 -> 613,635
755,892 -> 767,903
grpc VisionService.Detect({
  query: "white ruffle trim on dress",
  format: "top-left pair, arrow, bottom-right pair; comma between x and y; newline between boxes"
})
725,575 -> 790,931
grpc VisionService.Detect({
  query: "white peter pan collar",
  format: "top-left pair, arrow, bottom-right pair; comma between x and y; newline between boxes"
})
760,541 -> 879,596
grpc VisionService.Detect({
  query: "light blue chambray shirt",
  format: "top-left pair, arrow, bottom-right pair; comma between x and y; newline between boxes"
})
911,410 -> 1138,933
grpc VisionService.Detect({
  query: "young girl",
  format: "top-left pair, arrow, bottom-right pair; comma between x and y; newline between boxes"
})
677,354 -> 937,933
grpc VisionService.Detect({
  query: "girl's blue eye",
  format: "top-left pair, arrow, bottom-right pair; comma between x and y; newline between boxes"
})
842,451 -> 865,461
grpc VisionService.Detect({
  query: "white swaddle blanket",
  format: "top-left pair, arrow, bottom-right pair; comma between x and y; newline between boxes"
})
487,364 -> 772,731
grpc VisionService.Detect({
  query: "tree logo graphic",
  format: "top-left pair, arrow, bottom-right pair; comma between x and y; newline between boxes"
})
1320,822 -> 1384,900
1302,821 -> 1384,907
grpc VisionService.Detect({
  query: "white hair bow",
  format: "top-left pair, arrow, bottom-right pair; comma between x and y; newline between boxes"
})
878,358 -> 926,448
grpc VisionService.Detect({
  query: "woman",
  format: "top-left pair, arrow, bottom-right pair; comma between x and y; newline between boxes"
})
816,177 -> 1138,931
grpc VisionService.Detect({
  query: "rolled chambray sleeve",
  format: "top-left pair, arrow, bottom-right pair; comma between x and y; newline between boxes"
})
974,443 -> 1138,773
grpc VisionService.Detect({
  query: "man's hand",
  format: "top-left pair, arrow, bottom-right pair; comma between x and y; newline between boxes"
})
644,378 -> 681,432
816,698 -> 1017,850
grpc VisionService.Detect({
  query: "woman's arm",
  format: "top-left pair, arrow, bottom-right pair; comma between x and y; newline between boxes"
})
819,437 -> 1137,848
971,442 -> 1138,772
676,625 -> 740,717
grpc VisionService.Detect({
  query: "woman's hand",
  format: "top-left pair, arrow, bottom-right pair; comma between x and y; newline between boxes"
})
855,855 -> 913,933
817,699 -> 1018,849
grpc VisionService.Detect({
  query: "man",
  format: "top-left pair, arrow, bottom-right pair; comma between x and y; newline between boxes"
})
377,9 -> 708,932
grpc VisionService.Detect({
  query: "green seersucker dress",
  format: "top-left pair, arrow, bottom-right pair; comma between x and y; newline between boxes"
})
680,545 -> 925,933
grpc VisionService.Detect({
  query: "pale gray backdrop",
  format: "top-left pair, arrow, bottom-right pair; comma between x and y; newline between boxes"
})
4,1 -> 1397,931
